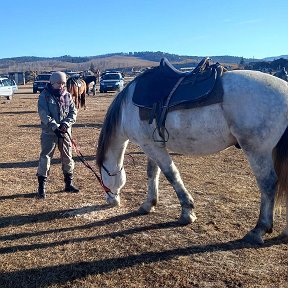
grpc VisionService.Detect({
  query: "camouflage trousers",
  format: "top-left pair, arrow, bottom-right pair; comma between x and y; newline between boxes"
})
37,132 -> 74,177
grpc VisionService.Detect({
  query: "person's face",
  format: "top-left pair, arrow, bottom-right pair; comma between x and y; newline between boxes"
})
52,82 -> 65,89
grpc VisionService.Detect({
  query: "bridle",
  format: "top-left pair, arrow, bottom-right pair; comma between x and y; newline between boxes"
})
100,164 -> 123,197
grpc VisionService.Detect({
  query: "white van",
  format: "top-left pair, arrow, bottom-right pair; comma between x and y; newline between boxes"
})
0,77 -> 18,100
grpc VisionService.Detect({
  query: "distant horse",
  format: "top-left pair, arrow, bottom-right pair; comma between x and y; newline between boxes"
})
96,58 -> 288,245
67,77 -> 87,109
274,68 -> 288,81
83,75 -> 97,96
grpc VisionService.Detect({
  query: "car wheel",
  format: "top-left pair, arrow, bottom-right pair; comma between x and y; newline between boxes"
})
6,94 -> 12,100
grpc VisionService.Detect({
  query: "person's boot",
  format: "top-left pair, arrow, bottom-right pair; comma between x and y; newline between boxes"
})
64,173 -> 79,193
37,176 -> 47,199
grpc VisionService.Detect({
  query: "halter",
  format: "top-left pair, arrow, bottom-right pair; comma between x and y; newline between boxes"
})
100,165 -> 123,198
101,164 -> 123,176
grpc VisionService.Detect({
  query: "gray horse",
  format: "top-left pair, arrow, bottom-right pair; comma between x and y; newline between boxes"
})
96,64 -> 288,245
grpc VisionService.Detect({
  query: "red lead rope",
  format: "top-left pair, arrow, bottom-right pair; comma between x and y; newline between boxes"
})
66,133 -> 112,194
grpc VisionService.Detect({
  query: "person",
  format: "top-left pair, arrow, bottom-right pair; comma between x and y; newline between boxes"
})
36,71 -> 79,198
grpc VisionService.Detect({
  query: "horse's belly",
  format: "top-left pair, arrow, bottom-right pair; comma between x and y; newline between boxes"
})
164,105 -> 235,155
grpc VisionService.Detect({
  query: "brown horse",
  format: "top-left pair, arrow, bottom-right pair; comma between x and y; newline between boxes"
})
66,77 -> 87,109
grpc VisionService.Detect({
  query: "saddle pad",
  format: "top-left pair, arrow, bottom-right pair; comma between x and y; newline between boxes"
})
138,75 -> 224,120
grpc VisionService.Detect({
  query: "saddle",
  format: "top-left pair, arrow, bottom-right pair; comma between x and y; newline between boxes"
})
70,76 -> 84,87
132,58 -> 227,143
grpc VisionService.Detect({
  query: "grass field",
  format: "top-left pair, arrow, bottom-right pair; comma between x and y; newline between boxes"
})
0,85 -> 287,288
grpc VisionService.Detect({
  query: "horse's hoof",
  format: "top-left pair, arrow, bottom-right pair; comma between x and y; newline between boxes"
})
279,229 -> 288,239
138,207 -> 150,215
178,212 -> 197,225
138,205 -> 155,215
106,195 -> 120,207
138,203 -> 155,215
242,231 -> 264,245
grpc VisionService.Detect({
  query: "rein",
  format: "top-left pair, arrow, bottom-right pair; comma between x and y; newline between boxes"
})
66,133 -> 118,196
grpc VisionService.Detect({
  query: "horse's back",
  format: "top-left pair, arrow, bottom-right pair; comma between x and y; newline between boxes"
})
123,82 -> 235,155
222,70 -> 288,126
221,70 -> 288,148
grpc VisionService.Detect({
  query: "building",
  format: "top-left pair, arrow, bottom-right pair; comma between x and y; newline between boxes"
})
8,72 -> 25,85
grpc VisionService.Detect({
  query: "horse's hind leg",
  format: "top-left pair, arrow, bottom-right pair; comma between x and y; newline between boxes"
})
138,158 -> 160,214
242,150 -> 277,244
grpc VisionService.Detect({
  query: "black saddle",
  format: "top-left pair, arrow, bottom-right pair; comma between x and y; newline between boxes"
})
68,76 -> 83,87
132,58 -> 226,143
158,57 -> 188,78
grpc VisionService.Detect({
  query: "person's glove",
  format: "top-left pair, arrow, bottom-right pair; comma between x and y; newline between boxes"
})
59,123 -> 68,133
54,128 -> 64,138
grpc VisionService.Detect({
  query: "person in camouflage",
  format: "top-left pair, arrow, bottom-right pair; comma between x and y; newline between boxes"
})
36,71 -> 79,198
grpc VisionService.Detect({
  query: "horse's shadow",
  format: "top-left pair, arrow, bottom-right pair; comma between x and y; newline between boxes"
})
18,123 -> 103,129
0,111 -> 36,115
0,204 -> 111,229
0,216 -> 286,288
0,155 -> 96,169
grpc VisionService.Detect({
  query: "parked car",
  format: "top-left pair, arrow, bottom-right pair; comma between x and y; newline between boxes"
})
33,73 -> 51,93
0,77 -> 17,100
10,79 -> 18,93
100,72 -> 124,93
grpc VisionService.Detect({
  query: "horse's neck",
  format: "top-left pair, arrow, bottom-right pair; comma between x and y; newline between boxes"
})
104,132 -> 129,173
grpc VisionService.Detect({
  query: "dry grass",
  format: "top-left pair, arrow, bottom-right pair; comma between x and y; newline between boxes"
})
0,85 -> 287,288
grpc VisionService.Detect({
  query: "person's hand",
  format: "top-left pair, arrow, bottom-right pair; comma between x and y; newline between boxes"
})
54,128 -> 64,138
59,123 -> 68,133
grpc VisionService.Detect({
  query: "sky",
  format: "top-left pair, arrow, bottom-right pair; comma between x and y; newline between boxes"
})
1,0 -> 288,60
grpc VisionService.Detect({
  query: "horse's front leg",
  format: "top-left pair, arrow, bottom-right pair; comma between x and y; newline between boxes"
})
162,161 -> 197,224
141,146 -> 196,224
243,152 -> 277,244
138,158 -> 160,214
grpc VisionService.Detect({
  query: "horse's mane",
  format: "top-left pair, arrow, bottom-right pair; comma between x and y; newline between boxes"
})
96,70 -> 157,168
96,84 -> 131,168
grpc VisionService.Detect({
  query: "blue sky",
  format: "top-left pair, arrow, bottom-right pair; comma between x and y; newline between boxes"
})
1,0 -> 287,59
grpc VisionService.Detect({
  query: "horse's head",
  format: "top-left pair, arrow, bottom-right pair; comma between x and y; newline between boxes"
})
96,90 -> 129,206
100,164 -> 127,206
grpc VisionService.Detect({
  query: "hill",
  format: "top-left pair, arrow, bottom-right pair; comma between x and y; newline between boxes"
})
263,55 -> 288,61
0,52 -> 254,74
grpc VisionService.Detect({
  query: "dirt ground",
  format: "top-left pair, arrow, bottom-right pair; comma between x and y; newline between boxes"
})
0,85 -> 287,288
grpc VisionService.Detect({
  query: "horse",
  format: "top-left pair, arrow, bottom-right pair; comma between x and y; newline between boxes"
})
95,59 -> 288,245
274,68 -> 288,81
83,75 -> 97,96
66,76 -> 87,109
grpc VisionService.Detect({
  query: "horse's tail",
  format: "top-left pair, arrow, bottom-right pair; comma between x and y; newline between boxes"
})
273,126 -> 288,208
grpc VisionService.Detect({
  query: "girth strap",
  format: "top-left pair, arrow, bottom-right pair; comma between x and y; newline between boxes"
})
156,76 -> 185,142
